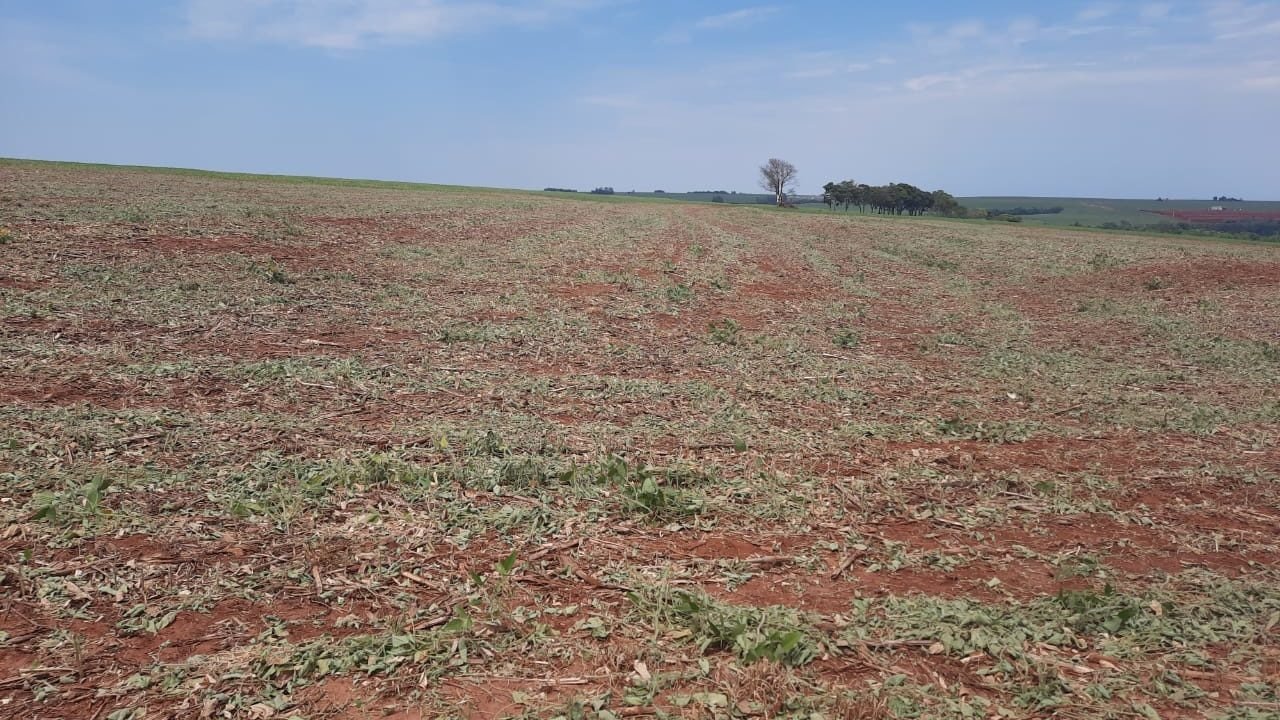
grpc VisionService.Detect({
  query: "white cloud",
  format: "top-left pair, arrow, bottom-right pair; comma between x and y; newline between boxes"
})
1239,75 -> 1280,90
785,62 -> 871,80
658,6 -> 777,44
1063,24 -> 1115,36
1139,3 -> 1173,21
1218,18 -> 1280,39
1008,17 -> 1040,44
694,6 -> 777,30
186,0 -> 607,49
785,67 -> 836,79
902,63 -> 1058,93
903,71 -> 963,92
908,20 -> 987,53
1077,3 -> 1116,22
579,93 -> 645,109
948,20 -> 987,39
1206,0 -> 1280,39
909,17 -> 1053,54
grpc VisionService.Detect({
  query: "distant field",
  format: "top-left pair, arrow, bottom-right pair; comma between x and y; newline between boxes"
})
961,196 -> 1280,227
557,190 -> 783,205
546,190 -> 1280,230
2,160 -> 1279,719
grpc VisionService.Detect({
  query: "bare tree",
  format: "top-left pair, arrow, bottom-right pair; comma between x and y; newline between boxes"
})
759,158 -> 798,206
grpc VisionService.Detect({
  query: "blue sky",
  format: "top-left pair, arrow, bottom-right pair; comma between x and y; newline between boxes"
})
2,1 -> 1278,197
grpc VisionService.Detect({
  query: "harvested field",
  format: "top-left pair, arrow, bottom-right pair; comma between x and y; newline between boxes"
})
2,160 -> 1278,719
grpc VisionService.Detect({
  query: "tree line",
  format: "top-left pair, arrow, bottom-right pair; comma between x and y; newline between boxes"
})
821,180 -> 964,217
989,205 -> 1064,216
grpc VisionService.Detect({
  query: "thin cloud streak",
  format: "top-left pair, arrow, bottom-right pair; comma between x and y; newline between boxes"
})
1077,3 -> 1116,22
658,5 -> 777,44
1140,2 -> 1173,21
185,0 -> 609,49
694,6 -> 778,29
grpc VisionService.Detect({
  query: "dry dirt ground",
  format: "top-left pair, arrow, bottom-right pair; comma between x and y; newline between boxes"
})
1,160 -> 1278,720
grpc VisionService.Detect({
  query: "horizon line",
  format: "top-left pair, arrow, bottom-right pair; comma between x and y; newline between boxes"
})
1,156 -> 1273,203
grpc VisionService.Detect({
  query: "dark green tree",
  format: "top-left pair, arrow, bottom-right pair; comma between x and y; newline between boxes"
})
930,190 -> 963,217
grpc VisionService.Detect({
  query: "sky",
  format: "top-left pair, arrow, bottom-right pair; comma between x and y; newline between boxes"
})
2,1 -> 1279,198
